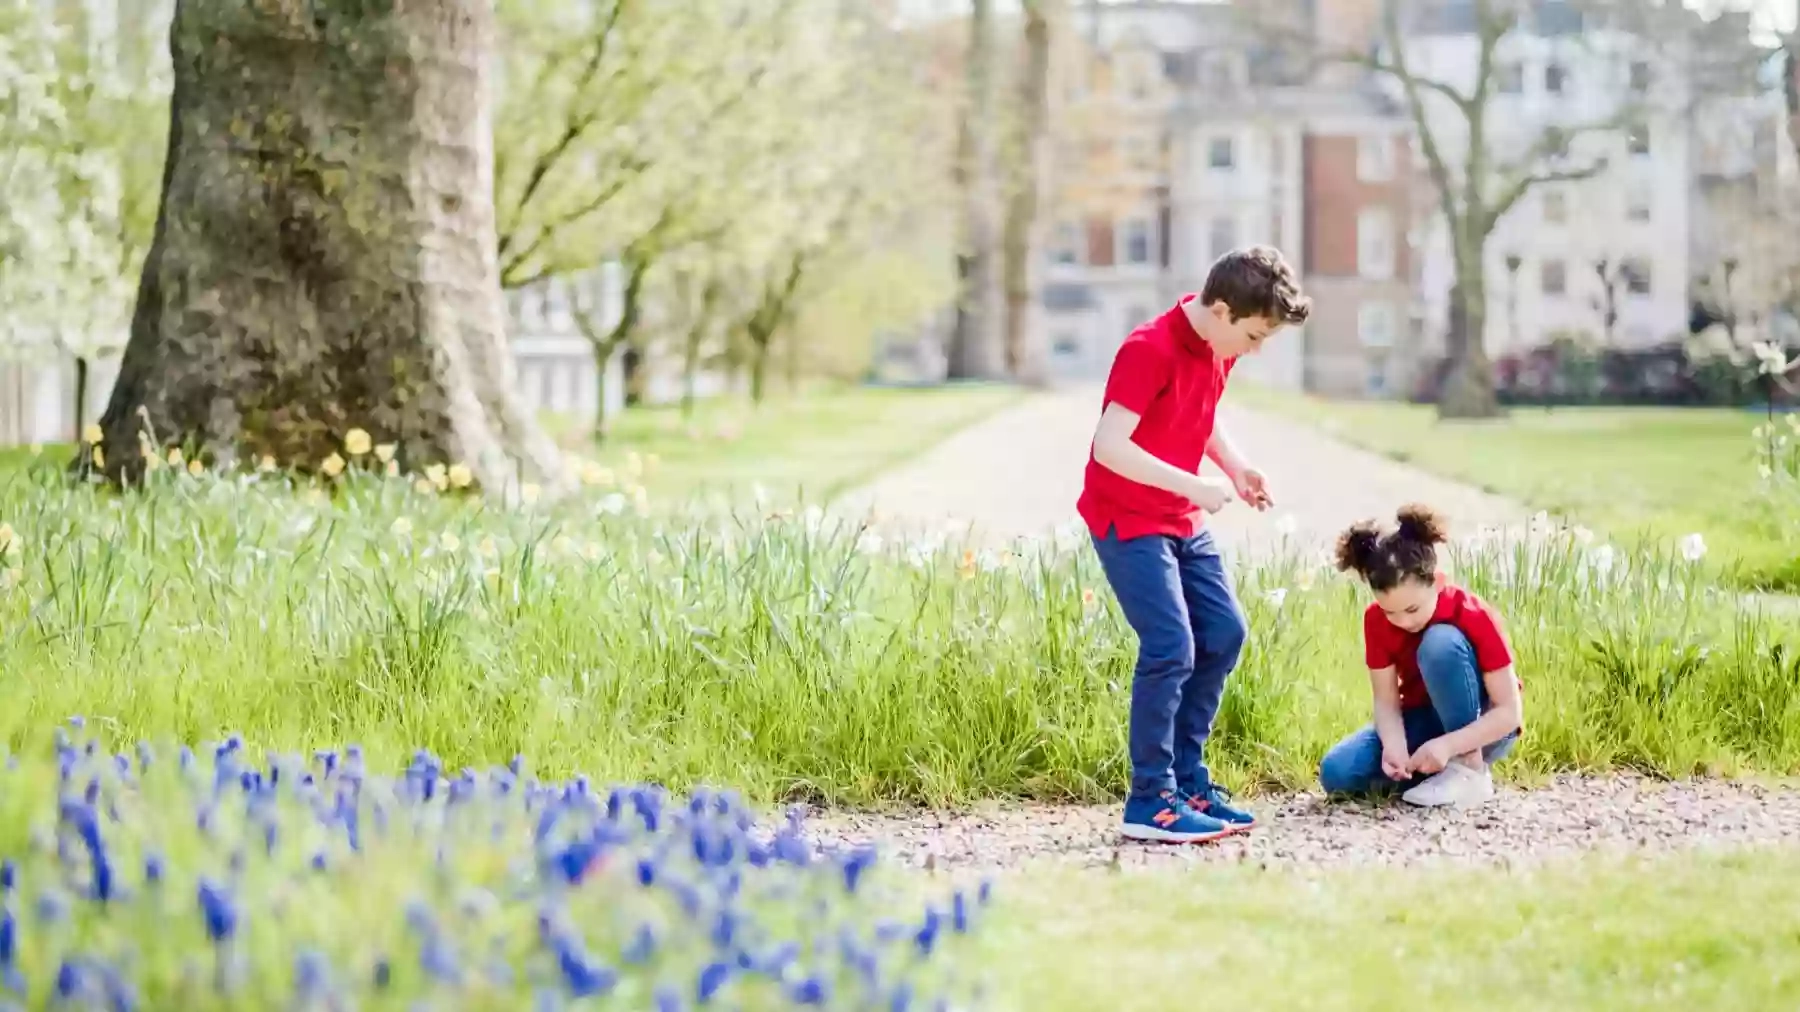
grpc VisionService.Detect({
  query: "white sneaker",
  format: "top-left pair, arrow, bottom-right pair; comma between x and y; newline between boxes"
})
1401,763 -> 1494,808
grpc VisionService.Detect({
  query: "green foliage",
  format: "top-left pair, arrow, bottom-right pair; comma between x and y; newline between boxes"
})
1,453 -> 1797,808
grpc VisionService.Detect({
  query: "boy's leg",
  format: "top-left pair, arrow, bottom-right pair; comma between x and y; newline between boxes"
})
1170,530 -> 1253,823
1091,528 -> 1237,842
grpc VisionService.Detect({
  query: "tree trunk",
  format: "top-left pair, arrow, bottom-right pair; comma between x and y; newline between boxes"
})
1786,29 -> 1798,166
945,0 -> 1006,381
1001,0 -> 1053,388
1438,264 -> 1500,419
92,0 -> 564,497
72,355 -> 89,444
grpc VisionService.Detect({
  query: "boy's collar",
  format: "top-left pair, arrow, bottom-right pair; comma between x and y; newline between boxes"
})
1171,296 -> 1215,357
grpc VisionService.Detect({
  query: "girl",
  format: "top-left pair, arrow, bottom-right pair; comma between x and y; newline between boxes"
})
1319,504 -> 1523,807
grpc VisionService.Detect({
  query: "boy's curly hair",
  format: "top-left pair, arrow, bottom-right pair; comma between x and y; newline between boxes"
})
1333,503 -> 1450,592
1201,245 -> 1312,326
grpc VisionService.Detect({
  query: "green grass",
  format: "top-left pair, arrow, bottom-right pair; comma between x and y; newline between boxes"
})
541,381 -> 1025,505
3,457 -> 1799,808
1233,385 -> 1800,591
985,849 -> 1800,1011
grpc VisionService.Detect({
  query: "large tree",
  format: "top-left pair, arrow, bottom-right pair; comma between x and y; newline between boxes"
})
946,0 -> 1008,381
999,0 -> 1056,387
88,0 -> 565,496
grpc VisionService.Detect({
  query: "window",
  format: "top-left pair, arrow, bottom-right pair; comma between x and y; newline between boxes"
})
1495,62 -> 1524,94
1208,136 -> 1234,170
1357,135 -> 1394,182
1050,222 -> 1080,265
1543,189 -> 1567,224
1625,183 -> 1651,222
1052,333 -> 1080,358
1121,218 -> 1151,265
1366,355 -> 1390,396
1356,206 -> 1395,280
1627,123 -> 1650,156
1541,259 -> 1567,296
1544,62 -> 1568,94
1358,301 -> 1397,348
1621,258 -> 1652,296
1629,61 -> 1652,93
1208,215 -> 1236,261
1123,132 -> 1154,171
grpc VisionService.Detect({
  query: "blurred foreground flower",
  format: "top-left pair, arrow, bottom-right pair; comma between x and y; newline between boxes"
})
1679,533 -> 1707,563
0,727 -> 991,1008
343,428 -> 372,457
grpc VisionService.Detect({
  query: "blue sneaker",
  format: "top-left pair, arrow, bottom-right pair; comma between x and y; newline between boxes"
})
1182,783 -> 1258,830
1120,791 -> 1237,844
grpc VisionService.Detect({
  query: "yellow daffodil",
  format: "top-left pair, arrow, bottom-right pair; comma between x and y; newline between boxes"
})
413,478 -> 435,495
425,464 -> 448,491
82,423 -> 103,445
477,536 -> 497,558
187,459 -> 203,477
375,443 -> 396,463
167,447 -> 184,468
321,453 -> 346,478
258,455 -> 277,473
344,428 -> 372,456
447,463 -> 473,489
91,445 -> 104,469
439,532 -> 461,553
390,517 -> 413,537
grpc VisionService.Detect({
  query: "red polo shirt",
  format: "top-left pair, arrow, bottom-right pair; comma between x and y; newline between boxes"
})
1363,584 -> 1519,710
1076,296 -> 1234,540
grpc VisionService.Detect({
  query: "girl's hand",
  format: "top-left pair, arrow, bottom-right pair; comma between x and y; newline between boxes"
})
1380,743 -> 1411,781
1408,737 -> 1453,775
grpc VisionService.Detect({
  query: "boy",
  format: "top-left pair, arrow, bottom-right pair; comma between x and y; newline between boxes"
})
1078,245 -> 1312,844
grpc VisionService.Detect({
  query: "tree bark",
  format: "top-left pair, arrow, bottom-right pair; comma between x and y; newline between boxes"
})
90,0 -> 565,496
945,0 -> 1007,381
1438,262 -> 1499,419
1786,28 -> 1798,166
1001,0 -> 1053,388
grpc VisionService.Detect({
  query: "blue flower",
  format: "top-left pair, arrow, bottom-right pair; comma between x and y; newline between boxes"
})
696,960 -> 731,1003
789,976 -> 830,1005
0,860 -> 14,892
197,879 -> 237,942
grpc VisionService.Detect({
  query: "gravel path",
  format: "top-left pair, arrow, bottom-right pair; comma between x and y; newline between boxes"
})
831,384 -> 1529,559
799,775 -> 1800,873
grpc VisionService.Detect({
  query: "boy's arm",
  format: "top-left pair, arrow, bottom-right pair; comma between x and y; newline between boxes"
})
1092,403 -> 1224,505
1432,666 -> 1524,758
1204,424 -> 1252,482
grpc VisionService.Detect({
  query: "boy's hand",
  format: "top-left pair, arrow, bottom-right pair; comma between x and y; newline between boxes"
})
1183,475 -> 1234,514
1233,467 -> 1274,511
1408,737 -> 1454,776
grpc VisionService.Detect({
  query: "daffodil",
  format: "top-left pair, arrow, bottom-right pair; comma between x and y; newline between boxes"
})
413,478 -> 435,495
1678,532 -> 1707,563
344,428 -> 372,456
167,447 -> 184,468
390,517 -> 413,538
448,463 -> 472,489
425,464 -> 448,491
187,459 -> 203,477
520,483 -> 541,506
439,532 -> 461,553
258,455 -> 277,473
477,536 -> 497,558
321,453 -> 346,478
82,423 -> 103,445
375,442 -> 396,463
91,444 -> 104,469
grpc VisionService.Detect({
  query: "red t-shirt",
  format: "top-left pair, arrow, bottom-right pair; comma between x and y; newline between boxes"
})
1076,296 -> 1234,540
1363,584 -> 1519,710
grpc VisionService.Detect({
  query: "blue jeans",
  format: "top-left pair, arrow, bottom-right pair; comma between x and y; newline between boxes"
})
1091,526 -> 1248,801
1319,624 -> 1519,795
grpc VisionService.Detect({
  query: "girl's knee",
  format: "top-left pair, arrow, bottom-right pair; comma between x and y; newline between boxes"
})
1417,624 -> 1473,663
1318,749 -> 1367,796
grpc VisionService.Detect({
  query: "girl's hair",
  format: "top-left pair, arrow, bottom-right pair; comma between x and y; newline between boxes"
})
1333,503 -> 1450,592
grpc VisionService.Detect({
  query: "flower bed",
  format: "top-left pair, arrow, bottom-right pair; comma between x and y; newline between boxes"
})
0,723 -> 988,1009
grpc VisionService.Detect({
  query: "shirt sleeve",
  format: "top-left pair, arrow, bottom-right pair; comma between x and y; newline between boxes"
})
1459,602 -> 1516,673
1362,607 -> 1395,670
1102,338 -> 1170,415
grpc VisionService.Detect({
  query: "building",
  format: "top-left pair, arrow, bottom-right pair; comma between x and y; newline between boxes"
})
1037,0 -> 1421,396
1393,2 -> 1785,358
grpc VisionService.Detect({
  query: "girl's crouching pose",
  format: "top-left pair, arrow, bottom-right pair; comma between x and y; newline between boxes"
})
1320,504 -> 1524,808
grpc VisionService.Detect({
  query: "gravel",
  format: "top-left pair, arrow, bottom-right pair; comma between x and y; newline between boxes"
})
796,775 -> 1800,873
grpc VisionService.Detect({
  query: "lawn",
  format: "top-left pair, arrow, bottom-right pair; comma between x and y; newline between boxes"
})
987,848 -> 1800,1011
543,381 -> 1026,506
1233,385 -> 1800,591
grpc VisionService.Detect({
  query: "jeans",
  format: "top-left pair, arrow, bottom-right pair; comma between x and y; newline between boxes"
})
1318,624 -> 1519,796
1091,526 -> 1248,801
